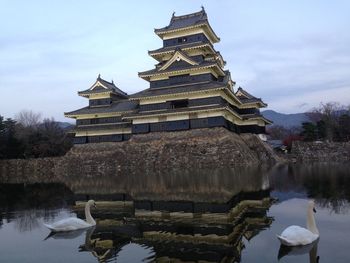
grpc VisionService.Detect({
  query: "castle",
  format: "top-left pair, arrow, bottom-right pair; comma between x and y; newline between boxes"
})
65,8 -> 271,144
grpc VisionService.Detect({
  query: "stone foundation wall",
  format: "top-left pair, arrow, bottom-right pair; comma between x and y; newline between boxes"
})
0,128 -> 279,184
291,141 -> 350,162
0,157 -> 59,183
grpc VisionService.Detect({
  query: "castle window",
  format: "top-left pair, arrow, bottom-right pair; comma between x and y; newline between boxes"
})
170,99 -> 188,109
90,118 -> 98,124
177,37 -> 187,43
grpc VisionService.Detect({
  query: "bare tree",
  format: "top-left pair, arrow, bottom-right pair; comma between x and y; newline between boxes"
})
305,102 -> 349,141
267,125 -> 287,140
15,110 -> 42,128
316,102 -> 342,141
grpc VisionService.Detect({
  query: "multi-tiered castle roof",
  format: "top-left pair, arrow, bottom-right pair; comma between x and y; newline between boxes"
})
65,8 -> 271,144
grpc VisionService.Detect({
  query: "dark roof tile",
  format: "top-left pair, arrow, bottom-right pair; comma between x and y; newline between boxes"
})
242,113 -> 272,124
78,76 -> 128,97
130,81 -> 225,99
236,87 -> 256,100
155,8 -> 208,33
235,87 -> 267,105
65,100 -> 138,116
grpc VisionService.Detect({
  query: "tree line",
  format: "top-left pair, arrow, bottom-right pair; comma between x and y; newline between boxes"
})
267,103 -> 350,151
302,103 -> 350,142
0,110 -> 72,159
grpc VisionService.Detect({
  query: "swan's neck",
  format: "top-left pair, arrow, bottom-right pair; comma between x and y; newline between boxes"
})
309,242 -> 318,263
85,226 -> 96,250
85,203 -> 96,226
307,208 -> 319,235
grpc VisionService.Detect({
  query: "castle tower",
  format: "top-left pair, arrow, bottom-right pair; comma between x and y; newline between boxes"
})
128,8 -> 271,134
65,8 -> 271,144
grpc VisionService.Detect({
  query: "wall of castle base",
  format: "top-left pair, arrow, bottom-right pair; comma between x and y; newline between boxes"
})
0,128 -> 279,184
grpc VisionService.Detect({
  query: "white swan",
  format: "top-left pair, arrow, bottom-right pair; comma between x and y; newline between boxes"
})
44,200 -> 96,232
277,200 -> 319,246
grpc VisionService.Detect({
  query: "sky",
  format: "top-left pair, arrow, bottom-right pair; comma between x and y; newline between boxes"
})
0,0 -> 349,122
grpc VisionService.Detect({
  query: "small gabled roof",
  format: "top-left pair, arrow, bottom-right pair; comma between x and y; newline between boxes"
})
78,75 -> 128,98
236,87 -> 257,100
154,7 -> 220,43
159,49 -> 199,71
236,87 -> 267,107
138,60 -> 223,81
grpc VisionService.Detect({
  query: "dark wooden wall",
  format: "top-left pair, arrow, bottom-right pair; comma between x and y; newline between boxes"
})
163,33 -> 210,47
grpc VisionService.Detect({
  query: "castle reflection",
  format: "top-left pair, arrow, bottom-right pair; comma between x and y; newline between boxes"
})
71,167 -> 274,262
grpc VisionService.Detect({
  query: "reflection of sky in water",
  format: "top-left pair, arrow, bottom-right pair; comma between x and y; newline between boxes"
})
242,198 -> 350,263
0,209 -> 156,263
0,210 -> 91,263
116,243 -> 155,263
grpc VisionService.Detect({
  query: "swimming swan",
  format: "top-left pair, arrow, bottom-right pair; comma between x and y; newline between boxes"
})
277,200 -> 319,246
44,200 -> 96,232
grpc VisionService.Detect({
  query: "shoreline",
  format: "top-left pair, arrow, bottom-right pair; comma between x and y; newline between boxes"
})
0,128 -> 349,184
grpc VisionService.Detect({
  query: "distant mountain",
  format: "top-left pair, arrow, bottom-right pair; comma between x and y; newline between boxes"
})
57,122 -> 74,130
262,110 -> 310,128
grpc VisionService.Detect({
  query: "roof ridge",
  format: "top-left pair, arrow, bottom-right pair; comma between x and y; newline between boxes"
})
97,76 -> 128,96
171,8 -> 206,21
149,42 -> 212,54
155,7 -> 210,33
78,75 -> 128,97
98,77 -> 114,86
173,47 -> 194,59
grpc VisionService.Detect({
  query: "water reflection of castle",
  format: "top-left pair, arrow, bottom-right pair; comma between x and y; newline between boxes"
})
75,195 -> 273,262
133,196 -> 273,262
72,167 -> 274,262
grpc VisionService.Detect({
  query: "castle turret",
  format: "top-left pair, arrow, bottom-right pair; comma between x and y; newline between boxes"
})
64,75 -> 137,144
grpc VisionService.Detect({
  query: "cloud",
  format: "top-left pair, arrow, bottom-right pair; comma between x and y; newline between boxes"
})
269,85 -> 350,113
222,33 -> 350,112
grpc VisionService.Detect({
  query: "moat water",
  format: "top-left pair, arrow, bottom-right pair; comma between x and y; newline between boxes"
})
0,164 -> 350,262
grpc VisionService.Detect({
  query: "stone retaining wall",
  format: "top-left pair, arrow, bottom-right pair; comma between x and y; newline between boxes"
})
0,128 -> 279,184
291,141 -> 350,162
